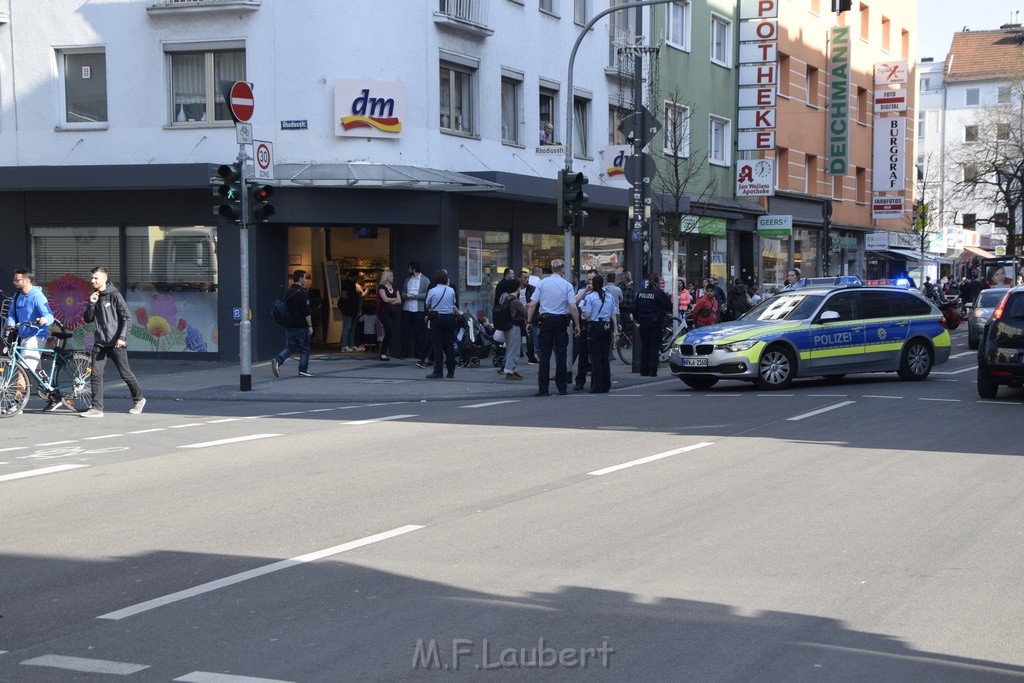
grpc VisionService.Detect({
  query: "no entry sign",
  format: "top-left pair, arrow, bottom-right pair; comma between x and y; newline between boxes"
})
229,81 -> 254,122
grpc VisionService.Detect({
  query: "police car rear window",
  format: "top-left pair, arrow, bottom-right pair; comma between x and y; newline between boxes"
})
748,293 -> 825,321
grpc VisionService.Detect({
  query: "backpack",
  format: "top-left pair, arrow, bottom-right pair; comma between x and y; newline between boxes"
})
271,289 -> 295,327
492,294 -> 513,332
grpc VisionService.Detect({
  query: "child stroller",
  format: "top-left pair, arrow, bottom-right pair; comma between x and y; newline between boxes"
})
455,313 -> 495,367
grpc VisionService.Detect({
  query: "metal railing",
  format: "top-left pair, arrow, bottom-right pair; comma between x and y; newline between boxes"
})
438,0 -> 489,27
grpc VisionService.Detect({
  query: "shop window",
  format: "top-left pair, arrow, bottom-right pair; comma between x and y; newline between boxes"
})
523,232 -> 571,273
794,228 -> 819,278
166,44 -> 245,125
58,48 -> 107,125
459,230 -> 510,320
580,236 -> 624,274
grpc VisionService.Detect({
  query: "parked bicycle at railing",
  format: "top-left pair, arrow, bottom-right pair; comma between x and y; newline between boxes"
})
615,314 -> 687,365
0,320 -> 93,417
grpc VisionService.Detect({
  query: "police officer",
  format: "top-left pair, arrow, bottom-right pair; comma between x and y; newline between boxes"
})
526,259 -> 580,396
631,274 -> 671,377
581,274 -> 618,393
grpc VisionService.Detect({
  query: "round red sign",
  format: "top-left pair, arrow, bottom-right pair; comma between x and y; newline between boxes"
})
229,81 -> 255,122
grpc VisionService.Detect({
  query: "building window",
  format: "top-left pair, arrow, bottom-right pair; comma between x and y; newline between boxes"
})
881,16 -> 891,52
663,102 -> 690,157
832,174 -> 843,199
963,164 -> 979,184
778,52 -> 790,97
608,106 -> 627,144
901,29 -> 910,60
964,124 -> 978,142
573,96 -> 590,157
857,87 -> 870,124
996,122 -> 1010,141
776,147 -> 788,190
708,115 -> 730,166
539,87 -> 558,144
667,1 -> 691,51
806,66 -> 820,106
921,77 -> 930,91
58,49 -> 107,125
501,77 -> 521,144
917,155 -> 925,181
440,62 -> 474,134
539,0 -> 556,14
963,213 -> 977,230
608,0 -> 637,68
710,14 -> 731,67
855,166 -> 867,203
965,88 -> 979,106
805,154 -> 818,194
859,3 -> 869,41
574,0 -> 586,24
810,0 -> 821,14
997,85 -> 1011,104
918,109 -> 926,137
167,46 -> 245,125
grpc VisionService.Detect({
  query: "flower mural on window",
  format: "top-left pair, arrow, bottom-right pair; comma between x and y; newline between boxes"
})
146,315 -> 172,339
47,274 -> 91,330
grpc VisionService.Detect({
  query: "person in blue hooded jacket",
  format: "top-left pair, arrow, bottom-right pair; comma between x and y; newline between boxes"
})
5,269 -> 54,374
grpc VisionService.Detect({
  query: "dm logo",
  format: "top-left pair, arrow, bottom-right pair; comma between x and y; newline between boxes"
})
335,79 -> 405,139
607,149 -> 627,176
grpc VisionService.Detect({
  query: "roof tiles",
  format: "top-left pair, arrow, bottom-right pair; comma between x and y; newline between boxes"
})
944,26 -> 1024,82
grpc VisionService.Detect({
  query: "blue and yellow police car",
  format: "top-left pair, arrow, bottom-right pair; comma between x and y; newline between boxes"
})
668,282 -> 952,390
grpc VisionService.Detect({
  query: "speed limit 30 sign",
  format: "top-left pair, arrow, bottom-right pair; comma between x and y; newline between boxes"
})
254,140 -> 274,180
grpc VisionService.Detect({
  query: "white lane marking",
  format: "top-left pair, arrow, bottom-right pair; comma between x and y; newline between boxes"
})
808,394 -> 849,397
707,393 -> 743,397
863,395 -> 903,399
0,447 -> 27,453
342,414 -> 417,425
128,428 -> 165,434
0,462 -> 8,466
307,408 -> 334,413
461,400 -> 518,409
613,394 -> 644,396
275,411 -> 303,416
755,394 -> 795,397
589,442 -> 714,476
179,434 -> 282,449
175,671 -> 295,683
787,401 -> 856,421
919,397 -> 961,402
243,414 -> 273,419
948,351 -> 974,359
168,423 -> 205,429
333,402 -> 393,410
35,440 -> 77,446
0,464 -> 90,483
978,400 -> 1023,405
98,525 -> 424,621
21,654 -> 148,675
206,418 -> 241,424
83,434 -> 124,440
654,394 -> 690,397
933,367 -> 976,375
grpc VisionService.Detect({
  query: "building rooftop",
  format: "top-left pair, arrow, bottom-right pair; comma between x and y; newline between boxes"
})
944,24 -> 1024,82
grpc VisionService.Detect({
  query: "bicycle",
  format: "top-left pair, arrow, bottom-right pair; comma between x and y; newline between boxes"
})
615,314 -> 687,365
0,321 -> 93,417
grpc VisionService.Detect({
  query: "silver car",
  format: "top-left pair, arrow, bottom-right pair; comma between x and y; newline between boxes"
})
968,288 -> 1011,350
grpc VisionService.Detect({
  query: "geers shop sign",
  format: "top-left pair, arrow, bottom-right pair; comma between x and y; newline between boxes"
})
828,27 -> 850,175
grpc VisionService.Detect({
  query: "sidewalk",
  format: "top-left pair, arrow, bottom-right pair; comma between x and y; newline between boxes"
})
104,351 -> 673,404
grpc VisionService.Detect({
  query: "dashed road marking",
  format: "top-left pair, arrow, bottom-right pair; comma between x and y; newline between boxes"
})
589,442 -> 714,476
920,397 -> 960,402
83,434 -> 124,440
275,411 -> 303,416
787,401 -> 856,421
206,418 -> 241,424
755,394 -> 795,397
342,414 -> 417,425
21,654 -> 148,675
35,440 -> 77,446
168,423 -> 205,429
461,400 -> 518,409
128,428 -> 165,434
808,394 -> 849,397
933,367 -> 976,375
0,464 -> 90,483
863,395 -> 903,399
0,447 -> 27,453
174,672 -> 296,683
179,434 -> 282,449
978,400 -> 1023,405
98,525 -> 424,621
306,408 -> 334,413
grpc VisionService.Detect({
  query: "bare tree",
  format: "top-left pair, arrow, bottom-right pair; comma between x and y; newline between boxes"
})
911,150 -> 947,267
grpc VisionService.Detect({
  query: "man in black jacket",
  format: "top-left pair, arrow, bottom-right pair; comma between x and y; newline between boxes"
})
81,267 -> 145,417
272,270 -> 314,378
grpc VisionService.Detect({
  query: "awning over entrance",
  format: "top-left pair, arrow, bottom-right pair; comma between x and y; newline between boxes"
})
273,163 -> 504,192
962,245 -> 997,259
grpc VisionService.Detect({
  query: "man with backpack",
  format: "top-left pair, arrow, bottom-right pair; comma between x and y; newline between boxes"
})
498,279 -> 527,380
271,270 -> 314,378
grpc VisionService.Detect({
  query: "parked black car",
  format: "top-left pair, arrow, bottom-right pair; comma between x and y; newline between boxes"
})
968,287 -> 1011,349
976,286 -> 1024,398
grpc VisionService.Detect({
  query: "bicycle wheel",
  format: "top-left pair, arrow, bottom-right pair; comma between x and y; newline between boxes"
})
659,318 -> 685,363
0,358 -> 30,417
54,351 -> 93,413
615,331 -> 633,365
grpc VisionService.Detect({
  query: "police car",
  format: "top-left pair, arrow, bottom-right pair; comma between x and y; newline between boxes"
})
668,282 -> 952,390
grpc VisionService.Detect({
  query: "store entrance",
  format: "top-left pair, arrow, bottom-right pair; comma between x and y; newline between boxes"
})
287,225 -> 390,351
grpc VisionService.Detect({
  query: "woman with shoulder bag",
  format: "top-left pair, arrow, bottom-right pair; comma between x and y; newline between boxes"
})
582,275 -> 618,393
423,269 -> 460,379
376,271 -> 401,361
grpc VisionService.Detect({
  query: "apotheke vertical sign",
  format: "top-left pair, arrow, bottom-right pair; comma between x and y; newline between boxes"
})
737,0 -> 778,153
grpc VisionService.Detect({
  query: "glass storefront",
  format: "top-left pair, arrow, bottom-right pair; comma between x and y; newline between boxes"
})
522,232 -> 567,273
793,228 -> 819,278
580,236 -> 624,275
30,225 -> 219,353
459,229 -> 509,320
761,237 -> 787,286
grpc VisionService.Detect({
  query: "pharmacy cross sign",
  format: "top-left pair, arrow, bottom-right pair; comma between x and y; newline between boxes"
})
229,81 -> 255,122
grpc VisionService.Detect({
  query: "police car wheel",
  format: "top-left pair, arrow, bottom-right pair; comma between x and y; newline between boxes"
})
897,341 -> 933,381
681,376 -> 718,390
754,345 -> 795,390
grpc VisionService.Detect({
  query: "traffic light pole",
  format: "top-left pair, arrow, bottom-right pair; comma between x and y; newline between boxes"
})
238,144 -> 253,392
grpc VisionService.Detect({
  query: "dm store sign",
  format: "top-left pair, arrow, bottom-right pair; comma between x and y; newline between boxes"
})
335,79 -> 405,138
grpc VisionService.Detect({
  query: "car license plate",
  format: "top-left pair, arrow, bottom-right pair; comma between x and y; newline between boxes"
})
682,357 -> 708,367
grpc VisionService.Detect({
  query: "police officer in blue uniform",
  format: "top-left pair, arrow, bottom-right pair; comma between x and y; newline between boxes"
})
631,274 -> 672,376
526,259 -> 580,396
581,274 -> 618,393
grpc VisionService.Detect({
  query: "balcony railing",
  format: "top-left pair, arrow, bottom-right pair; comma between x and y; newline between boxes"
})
437,0 -> 490,29
147,0 -> 260,16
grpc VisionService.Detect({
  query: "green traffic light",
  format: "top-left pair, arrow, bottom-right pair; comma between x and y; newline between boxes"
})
213,163 -> 243,224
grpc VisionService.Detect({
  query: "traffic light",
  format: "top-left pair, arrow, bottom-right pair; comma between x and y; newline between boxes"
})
831,0 -> 852,12
556,170 -> 589,228
557,169 -> 574,228
250,184 -> 275,223
570,172 -> 589,227
213,163 -> 243,223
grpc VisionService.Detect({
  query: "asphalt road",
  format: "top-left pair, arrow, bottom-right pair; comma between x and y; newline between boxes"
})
3,331 -> 1024,682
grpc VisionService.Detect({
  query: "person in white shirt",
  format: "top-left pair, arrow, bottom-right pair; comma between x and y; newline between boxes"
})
400,261 -> 430,363
526,259 -> 580,397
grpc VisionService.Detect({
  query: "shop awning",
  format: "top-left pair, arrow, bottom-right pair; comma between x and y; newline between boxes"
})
273,163 -> 505,192
962,245 -> 997,259
868,248 -> 953,264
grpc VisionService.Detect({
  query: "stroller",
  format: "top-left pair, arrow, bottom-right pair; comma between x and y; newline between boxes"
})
455,313 -> 496,367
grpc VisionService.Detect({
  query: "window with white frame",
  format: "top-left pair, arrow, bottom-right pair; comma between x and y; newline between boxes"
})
574,0 -> 586,24
708,115 -> 730,165
964,124 -> 978,142
573,96 -> 590,157
663,102 -> 690,157
997,85 -> 1011,104
996,122 -> 1010,141
710,14 -> 731,67
667,1 -> 691,51
167,44 -> 245,125
58,49 -> 107,125
500,77 -> 521,144
539,0 -> 556,14
918,109 -> 926,137
608,106 -> 627,145
965,88 -> 979,106
440,62 -> 474,134
539,87 -> 557,144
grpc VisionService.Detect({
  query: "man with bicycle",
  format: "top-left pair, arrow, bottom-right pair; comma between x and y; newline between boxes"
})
6,269 -> 54,376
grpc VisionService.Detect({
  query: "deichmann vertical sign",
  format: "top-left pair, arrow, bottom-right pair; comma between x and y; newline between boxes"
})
872,116 -> 906,191
827,26 -> 850,176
